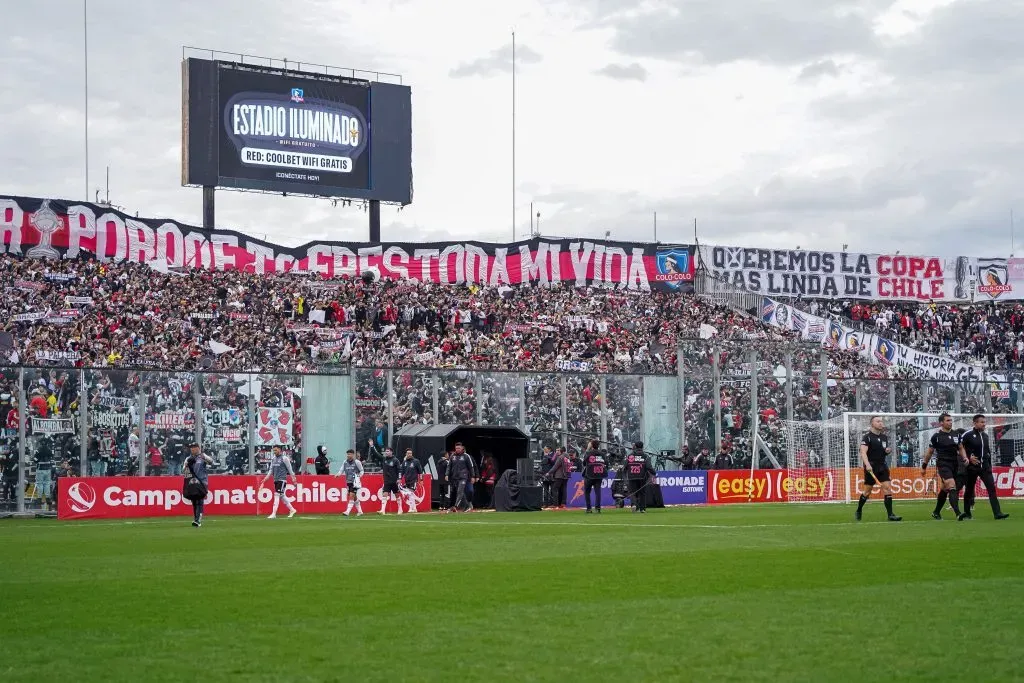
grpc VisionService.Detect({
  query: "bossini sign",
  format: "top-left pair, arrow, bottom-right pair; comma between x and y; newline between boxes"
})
0,196 -> 693,292
701,245 -> 973,302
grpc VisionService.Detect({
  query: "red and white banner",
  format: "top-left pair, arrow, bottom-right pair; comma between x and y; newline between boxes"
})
256,407 -> 293,446
0,196 -> 692,292
57,474 -> 432,520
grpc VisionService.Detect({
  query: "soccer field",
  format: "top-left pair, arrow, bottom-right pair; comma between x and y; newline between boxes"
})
2,502 -> 1023,683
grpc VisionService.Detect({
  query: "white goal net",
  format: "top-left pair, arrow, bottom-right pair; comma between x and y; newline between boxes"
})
780,412 -> 1024,503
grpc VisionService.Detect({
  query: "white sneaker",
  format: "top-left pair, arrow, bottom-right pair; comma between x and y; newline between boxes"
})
397,508 -> 403,515
380,509 -> 387,515
287,510 -> 296,518
267,514 -> 277,519
356,511 -> 364,516
343,511 -> 350,517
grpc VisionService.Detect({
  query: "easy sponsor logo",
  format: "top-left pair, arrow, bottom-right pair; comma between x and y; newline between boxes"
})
709,470 -> 835,504
993,468 -> 1024,497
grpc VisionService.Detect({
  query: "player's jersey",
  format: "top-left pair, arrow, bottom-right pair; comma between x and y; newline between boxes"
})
400,458 -> 423,487
382,455 -> 402,484
860,431 -> 889,466
342,458 -> 364,484
270,454 -> 293,482
961,429 -> 991,468
930,430 -> 962,463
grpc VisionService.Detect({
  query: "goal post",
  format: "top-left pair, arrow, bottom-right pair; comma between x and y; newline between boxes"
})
781,412 -> 1024,504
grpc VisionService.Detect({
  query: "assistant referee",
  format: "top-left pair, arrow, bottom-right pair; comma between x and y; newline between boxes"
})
957,414 -> 1010,521
856,416 -> 901,521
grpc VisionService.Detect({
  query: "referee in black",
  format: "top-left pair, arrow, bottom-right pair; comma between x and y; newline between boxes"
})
855,416 -> 901,521
922,413 -> 966,520
957,414 -> 1010,521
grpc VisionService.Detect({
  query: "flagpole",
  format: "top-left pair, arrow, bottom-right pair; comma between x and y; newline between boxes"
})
511,29 -> 516,242
84,0 -> 90,200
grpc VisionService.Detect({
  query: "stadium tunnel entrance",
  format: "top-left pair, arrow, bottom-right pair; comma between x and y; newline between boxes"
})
393,424 -> 530,507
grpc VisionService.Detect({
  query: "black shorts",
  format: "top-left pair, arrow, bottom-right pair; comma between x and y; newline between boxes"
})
274,480 -> 287,494
346,482 -> 360,494
382,482 -> 400,495
936,461 -> 958,481
863,465 -> 890,486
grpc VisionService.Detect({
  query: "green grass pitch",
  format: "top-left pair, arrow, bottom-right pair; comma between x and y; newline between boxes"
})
2,501 -> 1023,683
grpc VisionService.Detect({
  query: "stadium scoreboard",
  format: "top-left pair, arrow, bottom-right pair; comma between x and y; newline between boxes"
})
182,57 -> 412,205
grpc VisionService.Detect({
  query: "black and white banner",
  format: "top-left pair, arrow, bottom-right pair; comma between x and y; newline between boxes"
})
31,417 -> 76,435
703,246 -> 973,302
760,298 -> 986,384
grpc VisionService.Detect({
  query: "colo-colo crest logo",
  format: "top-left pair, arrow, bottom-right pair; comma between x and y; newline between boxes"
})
224,89 -> 369,174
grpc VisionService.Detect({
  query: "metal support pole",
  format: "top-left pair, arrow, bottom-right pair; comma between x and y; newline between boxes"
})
475,373 -> 483,424
712,348 -> 722,455
599,376 -> 608,446
819,351 -> 829,421
193,378 -> 203,446
137,386 -> 147,476
676,347 -> 685,457
919,381 -> 927,415
953,385 -> 962,414
855,381 -> 863,413
784,352 -> 794,422
560,375 -> 568,448
431,372 -> 439,424
518,374 -> 526,430
749,351 -> 759,469
246,386 -> 256,475
888,379 -> 896,414
17,367 -> 27,514
78,369 -> 88,476
386,370 -> 395,443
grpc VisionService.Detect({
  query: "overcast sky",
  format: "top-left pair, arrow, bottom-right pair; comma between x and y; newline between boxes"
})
1,0 -> 1022,256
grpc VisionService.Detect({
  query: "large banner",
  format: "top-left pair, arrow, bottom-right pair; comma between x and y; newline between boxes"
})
58,474 -> 432,520
760,297 -> 986,384
566,471 -> 707,508
0,196 -> 694,292
702,245 -> 972,302
850,466 -> 1024,500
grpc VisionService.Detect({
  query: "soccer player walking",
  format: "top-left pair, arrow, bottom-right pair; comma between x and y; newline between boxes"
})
380,448 -> 403,515
261,445 -> 297,519
922,413 -> 968,520
400,449 -> 424,514
855,416 -> 902,521
337,449 -> 364,516
957,415 -> 1010,521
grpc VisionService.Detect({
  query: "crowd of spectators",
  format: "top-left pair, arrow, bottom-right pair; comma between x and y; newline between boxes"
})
809,299 -> 1024,369
3,249 -> 1022,512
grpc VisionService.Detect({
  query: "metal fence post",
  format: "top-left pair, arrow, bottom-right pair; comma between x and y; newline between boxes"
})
247,382 -> 256,475
78,369 -> 88,476
17,367 -> 27,514
712,348 -> 722,454
676,348 -> 685,457
137,384 -> 147,476
599,376 -> 608,446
